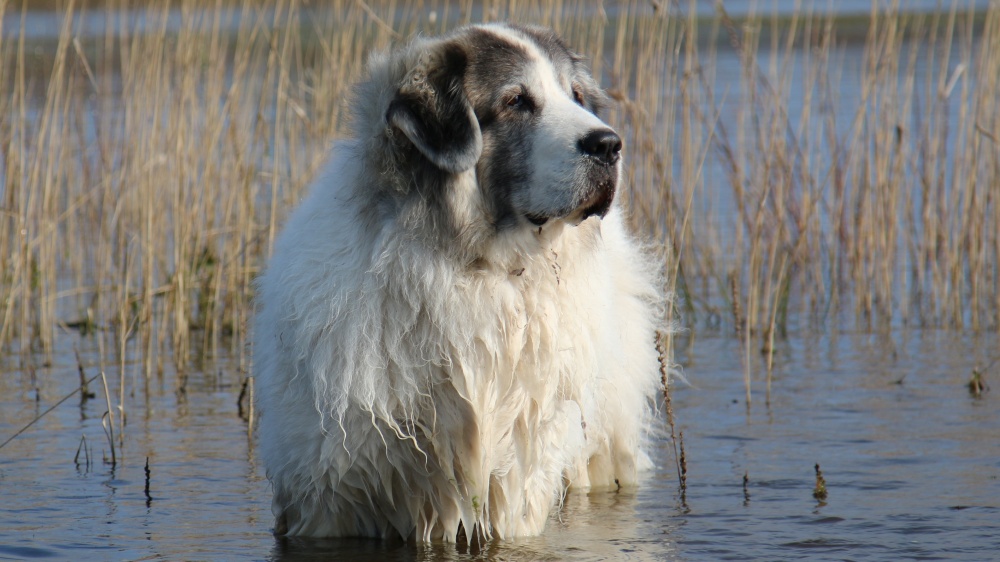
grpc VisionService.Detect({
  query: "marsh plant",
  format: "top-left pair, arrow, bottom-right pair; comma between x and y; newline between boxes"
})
2,0 -> 998,400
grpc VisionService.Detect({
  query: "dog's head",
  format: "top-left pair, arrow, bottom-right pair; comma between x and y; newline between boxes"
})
382,23 -> 620,230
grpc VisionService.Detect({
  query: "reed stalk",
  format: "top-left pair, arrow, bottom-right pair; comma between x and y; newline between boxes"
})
0,0 -> 998,401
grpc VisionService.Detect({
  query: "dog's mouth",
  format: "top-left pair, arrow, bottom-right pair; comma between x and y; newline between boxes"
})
528,179 -> 616,228
575,179 -> 616,221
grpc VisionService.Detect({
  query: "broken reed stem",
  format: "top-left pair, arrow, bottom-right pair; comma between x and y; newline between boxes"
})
657,330 -> 685,493
247,375 -> 255,439
730,275 -> 751,408
743,471 -> 750,505
765,253 -> 789,406
118,246 -> 134,448
678,430 -> 688,494
74,434 -> 91,470
74,347 -> 95,402
99,370 -> 116,466
144,456 -> 152,505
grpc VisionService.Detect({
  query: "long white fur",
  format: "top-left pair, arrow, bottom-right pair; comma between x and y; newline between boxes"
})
253,25 -> 665,542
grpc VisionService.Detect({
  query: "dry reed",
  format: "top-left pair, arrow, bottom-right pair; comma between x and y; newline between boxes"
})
1,0 -> 999,416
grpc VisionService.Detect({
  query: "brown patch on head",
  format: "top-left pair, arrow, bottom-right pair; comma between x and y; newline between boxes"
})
385,41 -> 482,173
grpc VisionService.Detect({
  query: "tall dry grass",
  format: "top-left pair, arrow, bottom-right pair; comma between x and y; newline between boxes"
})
1,0 -> 998,402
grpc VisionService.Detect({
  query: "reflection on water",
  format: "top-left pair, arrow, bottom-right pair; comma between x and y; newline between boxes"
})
269,487 -> 679,562
1,329 -> 998,560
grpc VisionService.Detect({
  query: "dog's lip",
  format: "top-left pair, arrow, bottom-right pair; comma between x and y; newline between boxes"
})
579,180 -> 616,219
526,214 -> 549,226
525,176 -> 617,227
526,184 -> 616,228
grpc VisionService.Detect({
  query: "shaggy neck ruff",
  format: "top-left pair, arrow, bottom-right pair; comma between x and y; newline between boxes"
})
301,158 -> 612,540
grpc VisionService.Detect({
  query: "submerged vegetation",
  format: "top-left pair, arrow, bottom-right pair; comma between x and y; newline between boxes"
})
1,0 -> 998,386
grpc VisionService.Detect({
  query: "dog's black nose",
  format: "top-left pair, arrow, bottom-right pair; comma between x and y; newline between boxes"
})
578,129 -> 622,165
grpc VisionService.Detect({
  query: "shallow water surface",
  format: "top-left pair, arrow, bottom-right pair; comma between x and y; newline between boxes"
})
1,329 -> 997,561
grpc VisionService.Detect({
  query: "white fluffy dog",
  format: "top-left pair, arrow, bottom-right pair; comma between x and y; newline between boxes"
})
253,23 -> 664,541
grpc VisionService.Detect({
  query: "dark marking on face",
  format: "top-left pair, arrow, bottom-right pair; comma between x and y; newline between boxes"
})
459,28 -> 541,230
386,42 -> 482,174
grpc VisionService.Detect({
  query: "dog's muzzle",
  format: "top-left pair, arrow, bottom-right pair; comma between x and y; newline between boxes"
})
575,128 -> 621,221
527,128 -> 622,227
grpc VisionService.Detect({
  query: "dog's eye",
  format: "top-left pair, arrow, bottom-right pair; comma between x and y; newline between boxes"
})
572,88 -> 585,106
506,94 -> 527,109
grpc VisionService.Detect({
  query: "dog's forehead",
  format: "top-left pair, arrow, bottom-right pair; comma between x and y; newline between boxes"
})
459,25 -> 576,91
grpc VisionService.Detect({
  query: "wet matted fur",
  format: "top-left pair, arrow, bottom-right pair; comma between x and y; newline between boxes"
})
253,23 -> 665,541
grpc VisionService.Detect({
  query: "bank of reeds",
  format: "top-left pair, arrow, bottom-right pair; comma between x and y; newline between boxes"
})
1,0 -> 998,384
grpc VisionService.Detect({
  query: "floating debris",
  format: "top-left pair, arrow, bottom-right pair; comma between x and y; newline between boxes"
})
813,463 -> 828,501
968,368 -> 989,398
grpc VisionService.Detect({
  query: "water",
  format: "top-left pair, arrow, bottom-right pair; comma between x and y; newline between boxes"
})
5,0 -> 995,41
1,329 -> 997,560
668,330 -> 1000,560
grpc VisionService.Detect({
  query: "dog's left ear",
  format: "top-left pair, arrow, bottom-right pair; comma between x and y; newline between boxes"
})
386,43 -> 483,173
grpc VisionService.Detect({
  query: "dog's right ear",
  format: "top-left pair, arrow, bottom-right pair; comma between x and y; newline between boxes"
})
386,43 -> 483,173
